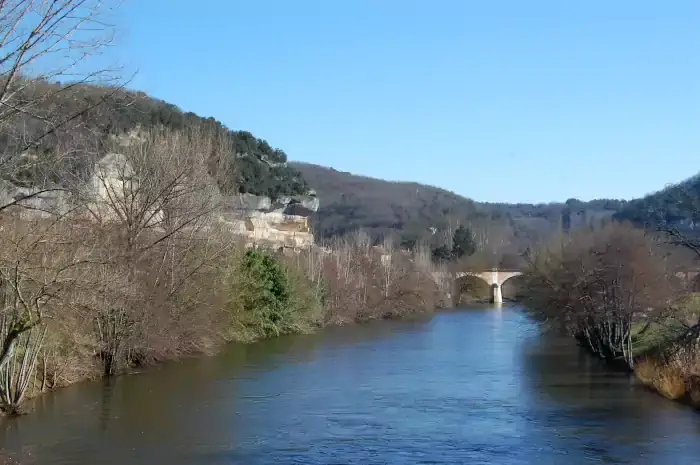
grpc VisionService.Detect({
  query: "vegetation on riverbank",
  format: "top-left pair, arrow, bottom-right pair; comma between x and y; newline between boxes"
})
0,0 -> 453,416
0,129 -> 448,415
520,221 -> 700,406
4,0 -> 700,421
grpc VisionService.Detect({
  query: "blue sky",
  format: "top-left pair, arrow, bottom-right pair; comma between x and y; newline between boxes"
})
112,0 -> 699,203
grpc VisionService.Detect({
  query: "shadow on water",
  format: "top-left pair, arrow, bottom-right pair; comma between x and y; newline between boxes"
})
0,314 -> 436,464
516,318 -> 700,462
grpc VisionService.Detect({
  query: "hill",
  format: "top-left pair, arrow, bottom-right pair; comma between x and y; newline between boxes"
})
9,80 -> 698,251
1,81 -> 309,199
291,162 -> 626,251
289,162 -> 479,241
613,174 -> 700,232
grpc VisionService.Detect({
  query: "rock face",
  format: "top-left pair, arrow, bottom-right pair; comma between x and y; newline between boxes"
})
86,152 -> 163,226
0,153 -> 319,250
218,193 -> 319,249
0,179 -> 72,218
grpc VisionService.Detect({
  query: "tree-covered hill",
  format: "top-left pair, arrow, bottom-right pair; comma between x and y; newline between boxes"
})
12,80 -> 699,246
613,174 -> 700,231
2,81 -> 308,198
291,161 -> 626,247
290,161 -> 480,241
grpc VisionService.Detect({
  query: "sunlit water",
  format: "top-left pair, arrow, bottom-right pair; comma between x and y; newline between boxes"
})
2,305 -> 700,464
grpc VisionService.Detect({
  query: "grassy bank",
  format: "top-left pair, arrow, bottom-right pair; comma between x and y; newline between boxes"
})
631,296 -> 700,406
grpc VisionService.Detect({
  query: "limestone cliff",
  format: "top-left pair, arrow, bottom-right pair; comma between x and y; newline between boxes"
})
218,193 -> 318,249
0,153 -> 319,249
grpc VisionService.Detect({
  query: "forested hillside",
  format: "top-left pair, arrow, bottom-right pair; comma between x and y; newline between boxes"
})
289,162 -> 479,241
292,162 -> 626,252
613,174 -> 700,231
2,81 -> 308,198
11,80 -> 697,247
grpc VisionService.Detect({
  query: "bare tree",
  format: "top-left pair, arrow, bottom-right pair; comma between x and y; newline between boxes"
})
381,235 -> 394,297
73,127 -> 229,375
0,0 -> 125,211
441,215 -> 460,250
658,186 -> 700,260
521,223 -> 675,368
81,127 -> 221,257
0,213 -> 97,412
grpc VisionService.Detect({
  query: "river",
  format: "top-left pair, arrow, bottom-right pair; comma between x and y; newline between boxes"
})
2,305 -> 700,464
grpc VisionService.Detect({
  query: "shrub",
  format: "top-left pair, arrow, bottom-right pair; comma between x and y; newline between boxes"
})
228,249 -> 321,341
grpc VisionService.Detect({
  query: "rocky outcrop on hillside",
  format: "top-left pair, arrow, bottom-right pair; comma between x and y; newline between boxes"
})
0,179 -> 72,218
218,193 -> 319,249
0,153 -> 319,249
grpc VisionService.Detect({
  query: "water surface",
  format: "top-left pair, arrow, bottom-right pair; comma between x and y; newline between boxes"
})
2,305 -> 700,464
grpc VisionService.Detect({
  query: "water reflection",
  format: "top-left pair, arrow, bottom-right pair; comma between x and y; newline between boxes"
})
518,319 -> 700,463
1,306 -> 700,464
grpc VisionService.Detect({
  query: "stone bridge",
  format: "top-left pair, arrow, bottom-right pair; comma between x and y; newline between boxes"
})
432,269 -> 700,305
432,269 -> 523,304
456,270 -> 523,303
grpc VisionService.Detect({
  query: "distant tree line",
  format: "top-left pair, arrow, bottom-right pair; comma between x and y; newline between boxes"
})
613,175 -> 700,234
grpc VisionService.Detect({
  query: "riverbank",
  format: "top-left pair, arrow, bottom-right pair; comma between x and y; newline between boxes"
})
631,318 -> 700,408
0,130 -> 449,417
1,241 -> 449,416
634,357 -> 700,408
567,303 -> 700,410
519,222 -> 700,412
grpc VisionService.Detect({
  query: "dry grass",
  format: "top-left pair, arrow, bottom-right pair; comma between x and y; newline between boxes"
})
635,356 -> 687,400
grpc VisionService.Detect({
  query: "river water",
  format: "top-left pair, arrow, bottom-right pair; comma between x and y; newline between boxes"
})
2,305 -> 700,464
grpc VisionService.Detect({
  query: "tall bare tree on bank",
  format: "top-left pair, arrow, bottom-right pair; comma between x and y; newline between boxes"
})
76,127 -> 229,375
0,214 -> 100,412
521,223 -> 674,368
0,0 -> 124,409
0,0 -> 124,210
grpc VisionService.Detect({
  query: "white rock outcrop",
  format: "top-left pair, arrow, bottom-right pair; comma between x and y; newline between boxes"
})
219,193 -> 318,249
1,154 -> 319,250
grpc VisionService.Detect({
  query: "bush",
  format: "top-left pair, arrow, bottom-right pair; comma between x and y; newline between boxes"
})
228,249 -> 321,341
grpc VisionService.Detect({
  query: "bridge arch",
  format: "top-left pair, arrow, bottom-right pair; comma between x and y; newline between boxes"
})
455,270 -> 523,304
453,274 -> 492,305
500,274 -> 528,301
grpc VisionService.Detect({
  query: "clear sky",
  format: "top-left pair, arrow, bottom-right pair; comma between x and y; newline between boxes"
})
112,0 -> 699,203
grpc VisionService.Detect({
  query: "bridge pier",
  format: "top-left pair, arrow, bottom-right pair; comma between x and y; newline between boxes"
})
492,284 -> 503,304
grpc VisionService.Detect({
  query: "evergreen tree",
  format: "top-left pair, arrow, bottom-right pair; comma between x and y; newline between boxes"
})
452,225 -> 476,258
432,245 -> 453,263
